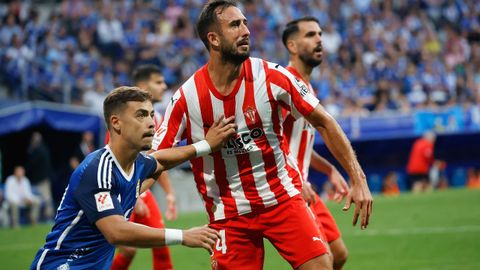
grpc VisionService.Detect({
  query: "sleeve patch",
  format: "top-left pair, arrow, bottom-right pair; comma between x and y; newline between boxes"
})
94,191 -> 115,212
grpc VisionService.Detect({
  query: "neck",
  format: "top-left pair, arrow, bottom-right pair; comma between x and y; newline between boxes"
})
108,137 -> 138,174
288,58 -> 313,83
207,53 -> 243,95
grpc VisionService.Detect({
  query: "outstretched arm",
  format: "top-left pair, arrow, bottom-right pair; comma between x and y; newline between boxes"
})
96,215 -> 219,253
306,104 -> 373,229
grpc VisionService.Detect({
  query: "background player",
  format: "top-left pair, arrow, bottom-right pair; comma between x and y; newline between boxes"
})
153,1 -> 373,269
282,16 -> 350,270
110,65 -> 177,270
30,87 -> 236,270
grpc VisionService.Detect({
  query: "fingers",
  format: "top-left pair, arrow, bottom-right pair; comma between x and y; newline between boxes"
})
342,194 -> 352,211
212,115 -> 225,128
352,202 -> 360,226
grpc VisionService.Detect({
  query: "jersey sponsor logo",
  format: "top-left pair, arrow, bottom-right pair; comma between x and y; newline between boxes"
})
94,191 -> 114,212
223,127 -> 264,155
294,77 -> 309,97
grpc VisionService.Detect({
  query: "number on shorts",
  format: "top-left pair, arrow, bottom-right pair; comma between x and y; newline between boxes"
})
215,229 -> 227,254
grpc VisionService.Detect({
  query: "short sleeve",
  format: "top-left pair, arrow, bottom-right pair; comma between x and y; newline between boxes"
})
140,153 -> 158,179
74,162 -> 123,224
267,62 -> 320,120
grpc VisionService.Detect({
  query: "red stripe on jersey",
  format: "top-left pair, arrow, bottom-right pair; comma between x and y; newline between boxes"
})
195,71 -> 238,217
262,60 -> 303,193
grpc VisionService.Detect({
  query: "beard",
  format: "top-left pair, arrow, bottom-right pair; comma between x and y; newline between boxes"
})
299,48 -> 322,68
220,38 -> 250,65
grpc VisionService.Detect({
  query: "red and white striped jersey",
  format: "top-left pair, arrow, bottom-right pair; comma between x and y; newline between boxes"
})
283,66 -> 316,181
152,58 -> 320,222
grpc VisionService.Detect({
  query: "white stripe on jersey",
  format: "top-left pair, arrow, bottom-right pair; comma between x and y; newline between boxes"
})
55,210 -> 84,250
211,88 -> 252,214
36,248 -> 49,270
107,158 -> 113,189
183,77 -> 226,220
97,151 -> 110,189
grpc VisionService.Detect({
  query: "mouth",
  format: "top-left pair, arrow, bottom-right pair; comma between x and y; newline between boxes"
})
237,39 -> 250,47
313,46 -> 323,54
142,131 -> 155,138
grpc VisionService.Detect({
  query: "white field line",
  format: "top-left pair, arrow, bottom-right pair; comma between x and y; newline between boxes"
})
347,225 -> 480,237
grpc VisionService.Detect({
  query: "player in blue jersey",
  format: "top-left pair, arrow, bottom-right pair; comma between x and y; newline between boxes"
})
30,86 -> 236,270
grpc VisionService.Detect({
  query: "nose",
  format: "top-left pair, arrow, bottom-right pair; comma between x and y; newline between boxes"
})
240,21 -> 250,37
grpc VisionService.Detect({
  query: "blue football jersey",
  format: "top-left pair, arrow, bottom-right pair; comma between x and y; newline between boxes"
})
31,146 -> 157,270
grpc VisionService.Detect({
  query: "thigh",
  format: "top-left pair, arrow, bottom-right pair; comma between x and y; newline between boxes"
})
310,194 -> 341,243
210,217 -> 264,270
262,196 -> 328,269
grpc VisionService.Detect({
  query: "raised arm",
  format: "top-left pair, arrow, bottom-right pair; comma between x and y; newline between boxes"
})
305,104 -> 373,229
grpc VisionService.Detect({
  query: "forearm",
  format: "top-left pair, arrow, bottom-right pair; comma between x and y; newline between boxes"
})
104,218 -> 168,247
310,151 -> 334,175
151,145 -> 197,171
312,115 -> 365,186
157,171 -> 174,195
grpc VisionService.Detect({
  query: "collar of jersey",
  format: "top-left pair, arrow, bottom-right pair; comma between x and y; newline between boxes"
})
202,62 -> 245,101
105,145 -> 135,181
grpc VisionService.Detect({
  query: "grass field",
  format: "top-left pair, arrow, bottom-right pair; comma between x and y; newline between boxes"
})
2,188 -> 480,269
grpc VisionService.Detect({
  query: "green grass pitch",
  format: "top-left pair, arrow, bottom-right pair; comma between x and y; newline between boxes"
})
2,188 -> 479,269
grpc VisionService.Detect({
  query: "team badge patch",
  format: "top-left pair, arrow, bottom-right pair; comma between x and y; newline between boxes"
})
94,191 -> 114,212
243,106 -> 257,123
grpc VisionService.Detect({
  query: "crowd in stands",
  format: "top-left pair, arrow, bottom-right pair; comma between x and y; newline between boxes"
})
0,0 -> 479,117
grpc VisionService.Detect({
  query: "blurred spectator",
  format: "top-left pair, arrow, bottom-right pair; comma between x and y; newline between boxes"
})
0,0 -> 478,117
466,168 -> 480,189
406,131 -> 437,193
5,166 -> 40,228
382,171 -> 401,197
24,132 -> 54,220
74,131 -> 95,161
52,156 -> 79,210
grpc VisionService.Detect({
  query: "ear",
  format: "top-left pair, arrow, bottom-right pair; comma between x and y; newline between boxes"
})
111,114 -> 121,134
207,31 -> 220,49
137,81 -> 147,90
287,39 -> 297,55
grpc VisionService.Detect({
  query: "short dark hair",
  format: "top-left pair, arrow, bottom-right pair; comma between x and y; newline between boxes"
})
282,16 -> 320,49
103,86 -> 152,129
196,0 -> 238,50
131,65 -> 162,85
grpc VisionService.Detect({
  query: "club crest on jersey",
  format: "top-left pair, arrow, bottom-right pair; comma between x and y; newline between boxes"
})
244,106 -> 257,123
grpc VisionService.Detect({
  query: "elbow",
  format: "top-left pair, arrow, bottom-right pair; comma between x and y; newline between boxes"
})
104,230 -> 122,245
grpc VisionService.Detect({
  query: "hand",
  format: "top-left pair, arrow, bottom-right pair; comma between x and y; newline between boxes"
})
329,169 -> 350,203
342,176 -> 373,230
182,225 -> 220,254
165,194 -> 177,221
133,197 -> 150,218
301,181 -> 317,205
205,115 -> 236,152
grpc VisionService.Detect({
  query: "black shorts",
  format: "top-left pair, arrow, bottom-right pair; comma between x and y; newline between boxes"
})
407,174 -> 429,189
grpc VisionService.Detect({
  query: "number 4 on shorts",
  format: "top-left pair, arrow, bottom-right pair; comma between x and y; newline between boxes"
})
215,229 -> 227,254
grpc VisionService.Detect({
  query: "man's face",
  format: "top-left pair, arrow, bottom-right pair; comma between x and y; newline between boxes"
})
216,6 -> 250,64
143,73 -> 167,103
294,21 -> 323,68
116,101 -> 156,151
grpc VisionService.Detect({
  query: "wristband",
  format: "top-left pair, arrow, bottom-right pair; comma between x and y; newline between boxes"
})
165,229 -> 183,245
193,140 -> 211,157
